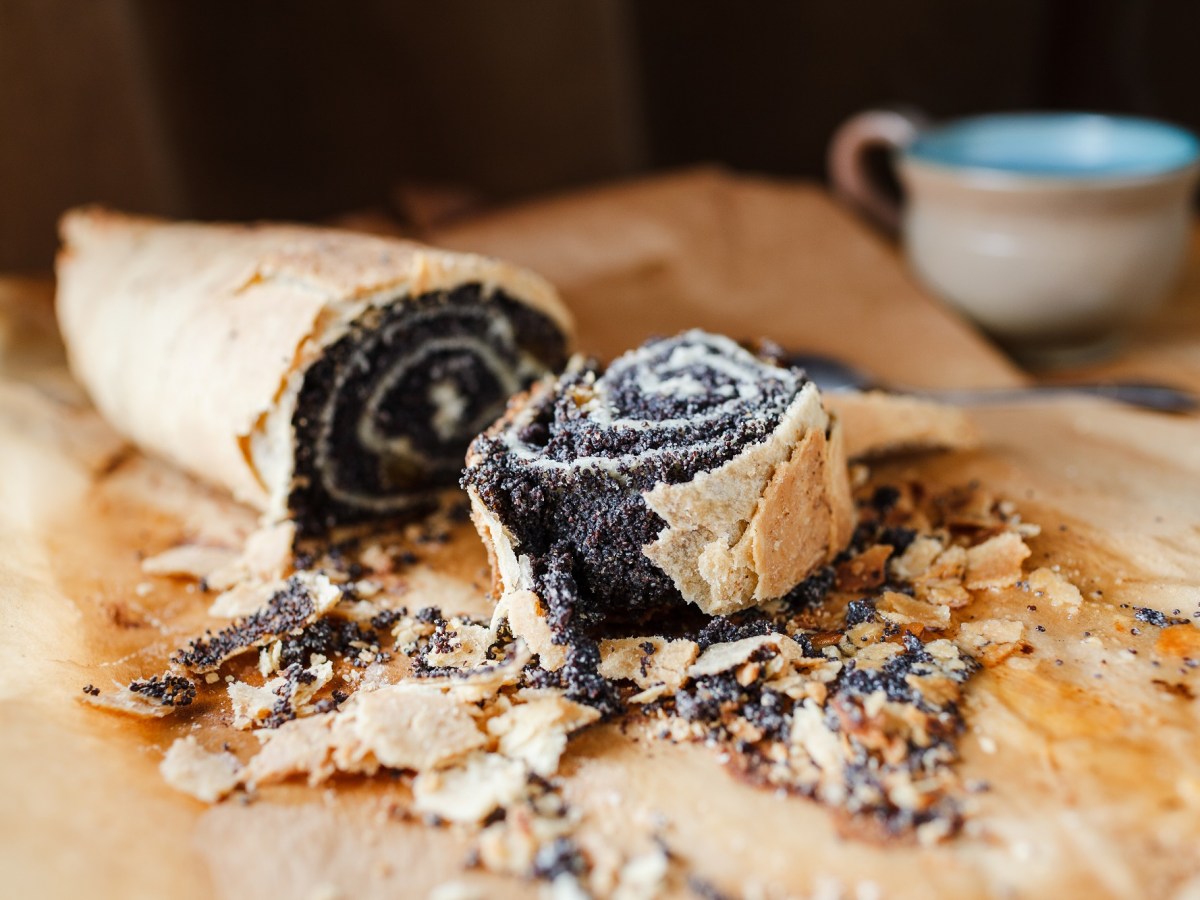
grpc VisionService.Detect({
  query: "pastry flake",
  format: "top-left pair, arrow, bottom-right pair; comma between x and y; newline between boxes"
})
173,572 -> 342,672
159,736 -> 241,803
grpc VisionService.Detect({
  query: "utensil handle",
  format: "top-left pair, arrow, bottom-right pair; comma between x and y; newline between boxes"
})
919,382 -> 1199,414
827,108 -> 927,234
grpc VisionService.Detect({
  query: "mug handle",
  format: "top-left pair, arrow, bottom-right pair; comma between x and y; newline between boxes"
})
827,108 -> 928,234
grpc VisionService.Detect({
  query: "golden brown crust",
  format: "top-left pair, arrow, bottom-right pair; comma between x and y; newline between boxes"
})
749,424 -> 841,599
642,385 -> 854,615
824,417 -> 857,551
55,208 -> 572,516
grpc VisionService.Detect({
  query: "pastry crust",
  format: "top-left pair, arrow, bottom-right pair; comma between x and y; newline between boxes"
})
55,208 -> 572,525
824,390 -> 979,460
642,385 -> 853,614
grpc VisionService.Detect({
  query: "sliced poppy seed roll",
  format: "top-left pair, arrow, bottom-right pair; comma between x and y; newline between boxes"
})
463,330 -> 855,652
56,209 -> 571,536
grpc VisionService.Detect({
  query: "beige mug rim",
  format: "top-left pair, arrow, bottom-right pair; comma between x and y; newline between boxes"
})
900,154 -> 1200,193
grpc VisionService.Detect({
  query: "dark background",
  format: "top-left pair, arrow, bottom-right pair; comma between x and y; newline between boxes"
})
3,0 -> 1198,270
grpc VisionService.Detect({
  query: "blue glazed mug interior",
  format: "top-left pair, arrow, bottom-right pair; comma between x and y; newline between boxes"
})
907,113 -> 1200,179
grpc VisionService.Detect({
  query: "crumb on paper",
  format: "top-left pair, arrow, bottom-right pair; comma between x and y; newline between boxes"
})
247,683 -> 490,786
228,657 -> 333,729
96,475 -> 1065,888
957,618 -> 1026,666
422,620 -> 494,670
359,542 -> 394,575
689,634 -> 803,679
1027,567 -> 1083,616
835,544 -> 893,591
487,692 -> 600,776
890,535 -> 944,582
81,681 -> 185,719
414,642 -> 533,703
344,684 -> 489,771
245,712 -> 341,786
141,543 -> 239,580
964,532 -> 1031,591
611,848 -> 669,900
598,637 -> 698,690
204,520 -> 295,592
412,752 -> 530,825
159,736 -> 240,803
174,572 -> 342,672
208,579 -> 284,618
876,591 -> 951,630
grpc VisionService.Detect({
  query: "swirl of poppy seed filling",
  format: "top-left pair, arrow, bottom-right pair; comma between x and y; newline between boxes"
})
463,330 -> 811,632
290,284 -> 567,536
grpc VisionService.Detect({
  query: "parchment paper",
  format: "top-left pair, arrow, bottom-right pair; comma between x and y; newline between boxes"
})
3,171 -> 1199,899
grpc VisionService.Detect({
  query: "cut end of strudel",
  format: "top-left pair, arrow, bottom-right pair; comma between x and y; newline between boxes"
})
55,208 -> 573,536
463,330 -> 856,656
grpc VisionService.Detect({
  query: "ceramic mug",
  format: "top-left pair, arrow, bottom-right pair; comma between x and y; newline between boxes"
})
829,110 -> 1200,362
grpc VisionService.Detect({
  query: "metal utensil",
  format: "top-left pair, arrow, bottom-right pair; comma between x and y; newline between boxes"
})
769,349 -> 1199,415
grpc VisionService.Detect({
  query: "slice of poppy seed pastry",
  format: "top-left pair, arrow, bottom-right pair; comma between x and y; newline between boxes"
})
56,209 -> 571,536
462,330 -> 856,651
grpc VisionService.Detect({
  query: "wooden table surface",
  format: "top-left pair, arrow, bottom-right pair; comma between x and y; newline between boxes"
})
2,170 -> 1199,899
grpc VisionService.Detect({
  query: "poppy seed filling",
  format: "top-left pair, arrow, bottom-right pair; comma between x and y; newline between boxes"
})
464,331 -> 812,633
290,284 -> 567,536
